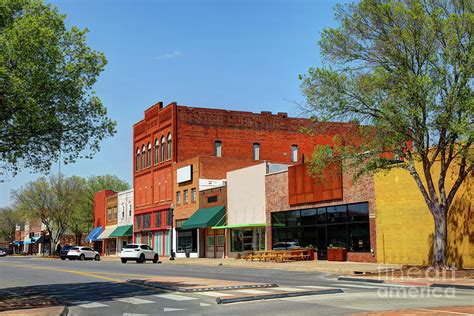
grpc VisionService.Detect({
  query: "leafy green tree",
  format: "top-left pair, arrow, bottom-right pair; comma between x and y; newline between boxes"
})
69,175 -> 129,245
0,207 -> 23,250
13,174 -> 84,255
0,0 -> 115,178
300,0 -> 473,268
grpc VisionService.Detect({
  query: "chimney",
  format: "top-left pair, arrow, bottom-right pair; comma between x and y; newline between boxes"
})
158,102 -> 164,109
277,112 -> 288,118
260,111 -> 272,116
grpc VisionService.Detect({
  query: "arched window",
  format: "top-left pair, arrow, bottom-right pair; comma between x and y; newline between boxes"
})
167,133 -> 172,161
135,148 -> 140,171
141,145 -> 146,169
154,139 -> 159,164
214,140 -> 222,157
253,143 -> 260,161
147,142 -> 152,167
160,136 -> 165,162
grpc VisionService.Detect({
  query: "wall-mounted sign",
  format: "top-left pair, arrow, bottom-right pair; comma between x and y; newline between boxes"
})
177,165 -> 192,183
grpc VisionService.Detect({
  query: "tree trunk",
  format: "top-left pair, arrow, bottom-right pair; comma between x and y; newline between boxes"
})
431,211 -> 448,269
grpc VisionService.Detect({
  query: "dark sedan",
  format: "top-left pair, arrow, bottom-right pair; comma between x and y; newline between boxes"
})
59,245 -> 74,260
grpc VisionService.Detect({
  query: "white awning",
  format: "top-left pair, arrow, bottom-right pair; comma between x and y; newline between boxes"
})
97,225 -> 118,239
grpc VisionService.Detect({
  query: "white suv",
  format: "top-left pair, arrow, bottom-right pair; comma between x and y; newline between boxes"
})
67,246 -> 100,261
120,244 -> 159,264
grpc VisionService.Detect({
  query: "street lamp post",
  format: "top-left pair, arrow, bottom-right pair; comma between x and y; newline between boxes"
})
169,203 -> 175,260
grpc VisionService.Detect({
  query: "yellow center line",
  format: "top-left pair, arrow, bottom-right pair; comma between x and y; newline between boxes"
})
0,263 -> 123,282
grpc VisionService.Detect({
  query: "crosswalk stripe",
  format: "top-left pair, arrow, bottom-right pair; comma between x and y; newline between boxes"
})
164,308 -> 186,312
198,291 -> 232,297
115,297 -> 154,305
154,293 -> 197,301
236,289 -> 271,294
267,287 -> 304,292
200,303 -> 211,307
78,302 -> 108,308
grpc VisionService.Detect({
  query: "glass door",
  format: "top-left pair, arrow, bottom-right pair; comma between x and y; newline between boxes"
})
317,226 -> 327,260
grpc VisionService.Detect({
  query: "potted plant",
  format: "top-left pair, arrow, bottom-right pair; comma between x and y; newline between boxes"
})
327,241 -> 347,261
306,244 -> 317,260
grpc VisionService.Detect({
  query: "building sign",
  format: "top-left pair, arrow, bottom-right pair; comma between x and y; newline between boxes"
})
177,165 -> 192,183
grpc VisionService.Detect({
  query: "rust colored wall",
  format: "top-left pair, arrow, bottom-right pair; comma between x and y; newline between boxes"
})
288,162 -> 343,205
265,169 -> 376,263
94,190 -> 115,228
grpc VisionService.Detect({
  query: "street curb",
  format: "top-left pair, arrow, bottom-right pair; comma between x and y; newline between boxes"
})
337,276 -> 385,283
215,289 -> 344,304
431,283 -> 474,290
127,279 -> 279,292
60,306 -> 69,316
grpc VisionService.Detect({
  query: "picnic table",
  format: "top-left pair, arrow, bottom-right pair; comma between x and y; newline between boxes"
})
242,249 -> 313,262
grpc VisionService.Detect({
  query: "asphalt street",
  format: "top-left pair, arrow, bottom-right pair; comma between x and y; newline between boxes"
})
0,256 -> 473,315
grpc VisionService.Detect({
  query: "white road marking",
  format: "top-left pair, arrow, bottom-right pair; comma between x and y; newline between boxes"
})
198,291 -> 232,297
200,303 -> 211,307
268,287 -> 304,292
236,289 -> 270,294
330,283 -> 383,289
299,285 -> 333,289
78,302 -> 108,308
164,308 -> 187,312
115,297 -> 154,305
154,293 -> 197,301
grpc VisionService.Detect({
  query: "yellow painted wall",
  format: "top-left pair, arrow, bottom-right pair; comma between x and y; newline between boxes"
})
375,160 -> 473,268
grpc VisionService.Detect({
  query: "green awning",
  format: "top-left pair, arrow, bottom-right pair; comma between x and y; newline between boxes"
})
180,206 -> 226,230
109,225 -> 133,237
212,223 -> 267,229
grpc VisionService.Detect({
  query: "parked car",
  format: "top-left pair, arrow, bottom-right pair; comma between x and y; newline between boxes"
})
0,248 -> 7,257
59,245 -> 74,260
67,246 -> 100,261
272,242 -> 302,250
120,244 -> 159,264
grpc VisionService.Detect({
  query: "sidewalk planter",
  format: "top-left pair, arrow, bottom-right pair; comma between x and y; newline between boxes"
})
327,247 -> 347,261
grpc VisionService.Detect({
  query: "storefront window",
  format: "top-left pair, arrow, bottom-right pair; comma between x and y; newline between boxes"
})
231,228 -> 266,252
327,205 -> 347,223
301,209 -> 317,226
271,202 -> 370,253
328,224 -> 348,248
271,212 -> 285,227
300,227 -> 317,248
349,223 -> 370,251
286,210 -> 300,227
316,207 -> 327,224
177,229 -> 197,253
348,203 -> 369,222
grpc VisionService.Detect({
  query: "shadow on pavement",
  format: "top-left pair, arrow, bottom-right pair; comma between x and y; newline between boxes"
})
0,281 -> 166,313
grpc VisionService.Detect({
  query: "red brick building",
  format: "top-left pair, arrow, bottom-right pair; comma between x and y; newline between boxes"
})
266,163 -> 376,262
133,101 -> 357,257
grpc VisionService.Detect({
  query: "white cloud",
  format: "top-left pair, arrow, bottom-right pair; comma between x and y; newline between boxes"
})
156,50 -> 183,60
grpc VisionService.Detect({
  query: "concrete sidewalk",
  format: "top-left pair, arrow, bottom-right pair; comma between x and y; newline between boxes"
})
158,257 -> 402,275
351,305 -> 474,315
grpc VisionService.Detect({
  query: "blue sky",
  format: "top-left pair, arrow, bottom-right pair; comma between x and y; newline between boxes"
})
0,0 -> 350,207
